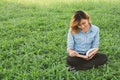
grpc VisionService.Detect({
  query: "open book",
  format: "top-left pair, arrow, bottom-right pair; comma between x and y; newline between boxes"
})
86,48 -> 97,56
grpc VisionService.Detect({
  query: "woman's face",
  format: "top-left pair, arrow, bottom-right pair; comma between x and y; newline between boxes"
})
78,19 -> 89,30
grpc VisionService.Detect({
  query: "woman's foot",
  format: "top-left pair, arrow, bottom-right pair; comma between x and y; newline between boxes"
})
67,66 -> 76,71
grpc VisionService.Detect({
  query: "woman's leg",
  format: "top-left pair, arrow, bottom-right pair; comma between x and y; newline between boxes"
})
92,53 -> 108,68
66,53 -> 108,70
66,55 -> 94,70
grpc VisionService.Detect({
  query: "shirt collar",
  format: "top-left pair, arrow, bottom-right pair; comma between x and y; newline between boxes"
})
89,24 -> 93,32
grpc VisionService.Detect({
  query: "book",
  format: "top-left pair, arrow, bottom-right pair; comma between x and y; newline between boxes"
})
86,48 -> 97,56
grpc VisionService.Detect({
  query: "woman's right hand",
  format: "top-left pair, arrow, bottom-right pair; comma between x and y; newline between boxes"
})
69,51 -> 78,57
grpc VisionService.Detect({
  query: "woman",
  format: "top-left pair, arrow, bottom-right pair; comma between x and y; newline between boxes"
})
66,10 -> 107,71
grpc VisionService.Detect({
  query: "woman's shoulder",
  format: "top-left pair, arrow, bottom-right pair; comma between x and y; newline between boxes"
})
91,24 -> 99,32
68,28 -> 72,33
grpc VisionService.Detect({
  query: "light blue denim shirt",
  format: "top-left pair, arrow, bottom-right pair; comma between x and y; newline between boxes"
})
67,24 -> 99,55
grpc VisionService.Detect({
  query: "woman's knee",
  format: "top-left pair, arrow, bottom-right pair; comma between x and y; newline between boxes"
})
66,56 -> 83,66
100,53 -> 108,62
95,53 -> 108,66
66,56 -> 74,65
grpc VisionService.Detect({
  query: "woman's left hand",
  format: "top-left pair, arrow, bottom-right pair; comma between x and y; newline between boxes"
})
87,53 -> 95,60
87,48 -> 99,60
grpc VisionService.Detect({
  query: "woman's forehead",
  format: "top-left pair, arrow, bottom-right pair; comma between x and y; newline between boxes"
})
79,19 -> 88,23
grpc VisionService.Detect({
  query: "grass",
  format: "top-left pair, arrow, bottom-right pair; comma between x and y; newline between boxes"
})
0,0 -> 120,80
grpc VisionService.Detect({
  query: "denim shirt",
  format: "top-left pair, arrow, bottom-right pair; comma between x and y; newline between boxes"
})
67,24 -> 99,55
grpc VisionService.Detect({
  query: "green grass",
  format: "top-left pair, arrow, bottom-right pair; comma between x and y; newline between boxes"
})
0,0 -> 120,80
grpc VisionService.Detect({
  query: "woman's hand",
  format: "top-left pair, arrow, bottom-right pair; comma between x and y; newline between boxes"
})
68,49 -> 82,57
87,48 -> 99,60
69,50 -> 78,57
88,54 -> 95,60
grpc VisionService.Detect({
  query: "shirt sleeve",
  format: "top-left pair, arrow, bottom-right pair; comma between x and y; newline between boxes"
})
92,28 -> 99,48
67,29 -> 74,52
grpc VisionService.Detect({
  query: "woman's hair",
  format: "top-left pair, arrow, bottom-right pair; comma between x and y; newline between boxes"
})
70,10 -> 90,34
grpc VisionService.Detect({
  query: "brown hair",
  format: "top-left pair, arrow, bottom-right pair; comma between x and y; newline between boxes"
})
70,10 -> 90,34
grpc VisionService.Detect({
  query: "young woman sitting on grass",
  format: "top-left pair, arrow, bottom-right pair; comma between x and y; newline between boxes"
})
66,10 -> 108,71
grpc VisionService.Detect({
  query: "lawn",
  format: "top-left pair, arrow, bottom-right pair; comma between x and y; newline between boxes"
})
0,0 -> 120,80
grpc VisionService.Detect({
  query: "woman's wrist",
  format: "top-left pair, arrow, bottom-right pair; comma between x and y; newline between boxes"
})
68,49 -> 74,54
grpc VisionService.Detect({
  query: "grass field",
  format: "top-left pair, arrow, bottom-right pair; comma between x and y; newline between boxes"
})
0,0 -> 120,80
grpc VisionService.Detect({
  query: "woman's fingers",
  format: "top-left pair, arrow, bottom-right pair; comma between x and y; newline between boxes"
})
69,51 -> 78,57
88,54 -> 95,60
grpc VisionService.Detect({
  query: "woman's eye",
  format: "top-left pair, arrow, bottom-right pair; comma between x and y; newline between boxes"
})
82,23 -> 86,25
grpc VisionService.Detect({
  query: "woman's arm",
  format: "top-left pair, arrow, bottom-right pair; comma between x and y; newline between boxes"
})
87,27 -> 100,60
68,48 -> 77,57
67,29 -> 74,52
68,48 -> 89,60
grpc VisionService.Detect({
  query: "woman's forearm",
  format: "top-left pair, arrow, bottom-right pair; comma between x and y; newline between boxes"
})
68,49 -> 87,59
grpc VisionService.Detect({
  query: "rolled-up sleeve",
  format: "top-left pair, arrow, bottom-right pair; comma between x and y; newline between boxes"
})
67,29 -> 74,52
92,28 -> 99,48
